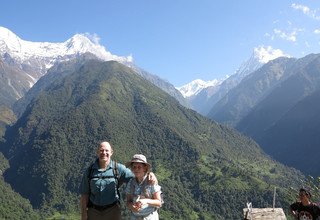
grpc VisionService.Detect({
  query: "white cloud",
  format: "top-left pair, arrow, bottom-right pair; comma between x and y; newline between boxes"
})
84,33 -> 101,45
254,45 -> 290,63
314,29 -> 320,34
264,32 -> 274,40
273,29 -> 297,42
273,19 -> 280,24
126,54 -> 134,62
291,3 -> 320,20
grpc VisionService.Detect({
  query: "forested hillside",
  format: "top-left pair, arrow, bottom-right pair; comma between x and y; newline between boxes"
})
256,89 -> 320,177
0,152 -> 40,219
0,59 -> 303,219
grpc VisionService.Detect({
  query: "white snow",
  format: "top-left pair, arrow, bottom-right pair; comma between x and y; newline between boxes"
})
0,27 -> 292,100
0,26 -> 133,70
178,46 -> 290,98
7,78 -> 22,99
177,79 -> 223,98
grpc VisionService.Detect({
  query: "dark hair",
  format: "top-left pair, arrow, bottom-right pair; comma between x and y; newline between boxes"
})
299,188 -> 312,198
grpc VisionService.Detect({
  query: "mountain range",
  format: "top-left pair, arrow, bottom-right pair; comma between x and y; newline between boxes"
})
0,26 -> 316,219
178,46 -> 289,115
176,45 -> 320,178
235,54 -> 320,177
0,26 -> 186,135
0,55 -> 303,219
203,53 -> 320,177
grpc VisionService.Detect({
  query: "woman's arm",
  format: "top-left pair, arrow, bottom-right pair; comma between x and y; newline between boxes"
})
138,191 -> 162,208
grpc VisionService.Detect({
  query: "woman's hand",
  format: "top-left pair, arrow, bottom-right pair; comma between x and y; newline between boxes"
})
131,201 -> 142,212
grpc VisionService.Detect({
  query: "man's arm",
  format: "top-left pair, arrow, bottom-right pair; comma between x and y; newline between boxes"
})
80,194 -> 89,220
290,209 -> 298,219
119,163 -> 158,184
289,203 -> 298,219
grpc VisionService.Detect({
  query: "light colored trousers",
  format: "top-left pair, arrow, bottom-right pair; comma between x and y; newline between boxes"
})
130,210 -> 159,220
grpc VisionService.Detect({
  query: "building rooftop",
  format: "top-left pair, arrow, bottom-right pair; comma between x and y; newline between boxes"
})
243,208 -> 287,220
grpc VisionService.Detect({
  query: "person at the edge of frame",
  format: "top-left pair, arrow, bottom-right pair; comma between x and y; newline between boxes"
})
290,188 -> 320,220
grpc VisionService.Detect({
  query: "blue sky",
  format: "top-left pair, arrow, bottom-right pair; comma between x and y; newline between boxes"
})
1,0 -> 320,86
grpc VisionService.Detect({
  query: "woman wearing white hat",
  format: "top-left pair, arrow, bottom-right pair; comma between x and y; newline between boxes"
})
125,154 -> 162,220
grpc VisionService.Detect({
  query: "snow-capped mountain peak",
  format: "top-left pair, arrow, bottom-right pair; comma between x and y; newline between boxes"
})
234,45 -> 290,80
65,34 -> 95,52
177,46 -> 290,99
0,27 -> 24,54
0,26 -> 186,108
177,79 -> 222,98
64,33 -> 133,63
0,26 -> 133,78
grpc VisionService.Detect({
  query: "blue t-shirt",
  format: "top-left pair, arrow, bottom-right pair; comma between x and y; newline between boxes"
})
79,159 -> 134,206
125,176 -> 161,217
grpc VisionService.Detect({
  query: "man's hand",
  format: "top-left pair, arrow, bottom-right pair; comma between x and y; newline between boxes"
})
81,212 -> 88,220
147,172 -> 158,185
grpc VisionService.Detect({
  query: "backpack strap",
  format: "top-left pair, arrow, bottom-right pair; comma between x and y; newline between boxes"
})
85,162 -> 95,206
112,160 -> 121,200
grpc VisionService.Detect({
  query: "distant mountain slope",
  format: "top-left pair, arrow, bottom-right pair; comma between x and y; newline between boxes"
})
132,66 -> 189,107
0,105 -> 15,139
236,54 -> 320,176
177,79 -> 222,98
237,54 -> 320,137
182,46 -> 288,115
0,58 -> 28,136
0,59 -> 303,219
0,58 -> 32,105
178,79 -> 224,115
256,89 -> 320,177
208,57 -> 296,126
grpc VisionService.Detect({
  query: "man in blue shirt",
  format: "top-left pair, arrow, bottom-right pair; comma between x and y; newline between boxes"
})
80,141 -> 156,220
